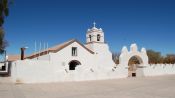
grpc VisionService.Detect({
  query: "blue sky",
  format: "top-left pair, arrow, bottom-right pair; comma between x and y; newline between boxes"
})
3,0 -> 175,56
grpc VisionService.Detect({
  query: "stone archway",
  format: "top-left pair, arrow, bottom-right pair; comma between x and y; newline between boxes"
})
128,56 -> 143,77
119,43 -> 148,77
68,60 -> 81,70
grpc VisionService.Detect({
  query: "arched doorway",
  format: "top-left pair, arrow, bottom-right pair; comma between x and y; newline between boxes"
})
68,60 -> 81,70
119,44 -> 149,77
128,56 -> 143,77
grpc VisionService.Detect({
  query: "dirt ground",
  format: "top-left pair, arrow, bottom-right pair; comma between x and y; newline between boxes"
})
0,75 -> 175,98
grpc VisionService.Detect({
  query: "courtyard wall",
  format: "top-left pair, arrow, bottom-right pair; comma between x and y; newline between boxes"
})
144,64 -> 175,76
10,61 -> 175,83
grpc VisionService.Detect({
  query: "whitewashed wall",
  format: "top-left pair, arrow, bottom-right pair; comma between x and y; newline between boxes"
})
143,64 -> 175,76
10,60 -> 175,83
11,60 -> 128,83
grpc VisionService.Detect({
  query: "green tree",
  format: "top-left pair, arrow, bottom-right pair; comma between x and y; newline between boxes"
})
147,49 -> 162,64
0,0 -> 10,54
0,0 -> 9,26
0,28 -> 7,53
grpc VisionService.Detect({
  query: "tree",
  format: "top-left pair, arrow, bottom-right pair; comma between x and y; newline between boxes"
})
0,0 -> 10,54
164,54 -> 175,64
0,0 -> 9,26
0,28 -> 7,54
147,49 -> 162,64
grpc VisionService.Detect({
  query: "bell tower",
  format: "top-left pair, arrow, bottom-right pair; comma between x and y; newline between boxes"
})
85,22 -> 109,53
85,22 -> 115,69
86,22 -> 104,44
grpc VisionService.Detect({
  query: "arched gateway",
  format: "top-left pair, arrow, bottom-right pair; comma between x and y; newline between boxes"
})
69,60 -> 81,70
119,44 -> 148,77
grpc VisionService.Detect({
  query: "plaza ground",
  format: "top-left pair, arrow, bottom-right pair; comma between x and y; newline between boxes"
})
0,75 -> 175,98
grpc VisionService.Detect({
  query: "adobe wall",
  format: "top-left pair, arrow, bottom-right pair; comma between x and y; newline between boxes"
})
10,60 -> 126,83
143,64 -> 175,76
10,59 -> 175,83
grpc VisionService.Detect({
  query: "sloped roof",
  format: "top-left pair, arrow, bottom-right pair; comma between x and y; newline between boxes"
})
26,39 -> 94,59
8,55 -> 21,61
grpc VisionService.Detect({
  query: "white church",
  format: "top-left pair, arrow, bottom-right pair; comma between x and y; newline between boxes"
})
1,23 -> 175,83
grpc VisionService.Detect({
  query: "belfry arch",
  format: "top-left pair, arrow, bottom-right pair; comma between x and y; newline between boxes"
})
119,43 -> 149,77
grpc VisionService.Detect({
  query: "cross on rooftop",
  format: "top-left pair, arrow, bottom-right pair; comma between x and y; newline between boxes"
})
93,21 -> 96,27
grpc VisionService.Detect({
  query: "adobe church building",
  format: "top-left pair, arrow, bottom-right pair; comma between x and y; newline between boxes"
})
1,23 -> 175,83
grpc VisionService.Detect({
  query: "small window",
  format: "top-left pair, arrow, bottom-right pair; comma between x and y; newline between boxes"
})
97,34 -> 100,41
89,35 -> 92,41
72,47 -> 77,56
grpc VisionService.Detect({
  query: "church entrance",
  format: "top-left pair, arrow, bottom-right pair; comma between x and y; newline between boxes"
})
128,56 -> 142,77
68,60 -> 81,70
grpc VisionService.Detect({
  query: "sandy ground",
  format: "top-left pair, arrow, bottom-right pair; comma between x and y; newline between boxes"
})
0,75 -> 175,98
